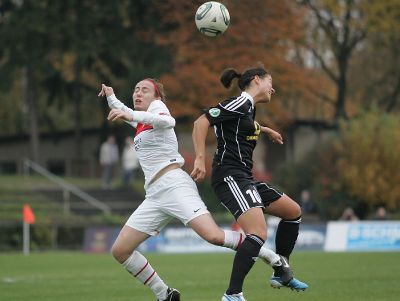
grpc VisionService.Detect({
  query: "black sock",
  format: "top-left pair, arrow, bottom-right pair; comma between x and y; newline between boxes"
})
226,234 -> 264,295
275,216 -> 301,259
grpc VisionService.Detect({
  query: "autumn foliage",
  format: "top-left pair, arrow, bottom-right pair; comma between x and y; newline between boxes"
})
151,0 -> 327,127
334,111 -> 400,209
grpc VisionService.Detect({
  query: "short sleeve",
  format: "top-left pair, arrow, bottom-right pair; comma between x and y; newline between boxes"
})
203,105 -> 239,126
204,97 -> 252,126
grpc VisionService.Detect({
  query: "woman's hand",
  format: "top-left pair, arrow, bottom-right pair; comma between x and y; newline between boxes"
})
98,84 -> 114,97
190,157 -> 206,182
267,129 -> 283,144
261,126 -> 283,144
107,108 -> 133,122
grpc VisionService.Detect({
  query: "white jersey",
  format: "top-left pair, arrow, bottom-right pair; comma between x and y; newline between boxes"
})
107,94 -> 184,189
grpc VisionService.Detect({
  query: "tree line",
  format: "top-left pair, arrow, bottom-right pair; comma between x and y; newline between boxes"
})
0,0 -> 399,213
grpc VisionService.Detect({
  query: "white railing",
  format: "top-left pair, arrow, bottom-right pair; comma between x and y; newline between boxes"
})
23,158 -> 111,215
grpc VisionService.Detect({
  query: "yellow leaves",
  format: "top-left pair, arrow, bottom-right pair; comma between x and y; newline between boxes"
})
335,111 -> 400,209
365,0 -> 400,37
51,52 -> 76,82
50,51 -> 104,88
323,0 -> 343,16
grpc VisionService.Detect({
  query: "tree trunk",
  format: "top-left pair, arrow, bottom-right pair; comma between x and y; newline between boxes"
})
335,51 -> 349,120
23,66 -> 40,163
72,0 -> 83,176
73,63 -> 83,175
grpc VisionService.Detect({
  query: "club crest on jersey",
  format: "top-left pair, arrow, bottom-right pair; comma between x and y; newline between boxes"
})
209,108 -> 221,117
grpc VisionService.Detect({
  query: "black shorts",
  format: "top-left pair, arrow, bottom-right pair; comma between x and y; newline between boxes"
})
212,173 -> 283,220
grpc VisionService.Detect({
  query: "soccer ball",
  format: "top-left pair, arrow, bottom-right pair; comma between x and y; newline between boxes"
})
195,1 -> 230,37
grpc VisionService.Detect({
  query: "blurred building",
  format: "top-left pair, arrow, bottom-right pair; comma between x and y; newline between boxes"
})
0,120 -> 336,177
0,128 -> 103,177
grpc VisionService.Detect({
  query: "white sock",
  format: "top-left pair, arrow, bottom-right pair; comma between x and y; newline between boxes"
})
223,230 -> 244,250
122,251 -> 168,300
223,230 -> 281,266
259,246 -> 281,266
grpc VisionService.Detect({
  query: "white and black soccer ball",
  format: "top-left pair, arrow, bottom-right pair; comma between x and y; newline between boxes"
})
195,1 -> 230,37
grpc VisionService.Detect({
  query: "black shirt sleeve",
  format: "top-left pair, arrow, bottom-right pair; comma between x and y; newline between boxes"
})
204,98 -> 252,126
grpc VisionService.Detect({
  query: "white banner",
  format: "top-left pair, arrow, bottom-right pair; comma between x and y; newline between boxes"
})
324,221 -> 400,252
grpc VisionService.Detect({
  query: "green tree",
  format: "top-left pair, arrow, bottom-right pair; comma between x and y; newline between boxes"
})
0,0 -> 54,161
0,1 -> 172,171
274,110 -> 400,218
335,110 -> 400,209
61,0 -> 172,172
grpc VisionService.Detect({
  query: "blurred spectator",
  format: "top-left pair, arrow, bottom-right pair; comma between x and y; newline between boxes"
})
121,137 -> 140,187
299,189 -> 315,214
339,207 -> 359,221
374,206 -> 388,220
99,135 -> 119,189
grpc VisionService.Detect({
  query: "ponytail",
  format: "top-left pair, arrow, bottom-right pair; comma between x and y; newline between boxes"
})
220,66 -> 269,91
220,68 -> 241,89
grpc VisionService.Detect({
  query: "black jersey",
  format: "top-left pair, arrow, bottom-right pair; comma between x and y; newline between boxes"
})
204,92 -> 261,182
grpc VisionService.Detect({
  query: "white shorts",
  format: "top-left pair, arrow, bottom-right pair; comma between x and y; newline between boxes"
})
126,168 -> 209,236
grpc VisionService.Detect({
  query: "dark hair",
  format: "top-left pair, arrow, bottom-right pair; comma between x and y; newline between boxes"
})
220,67 -> 269,90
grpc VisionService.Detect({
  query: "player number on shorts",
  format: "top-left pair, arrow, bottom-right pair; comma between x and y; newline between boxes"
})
246,189 -> 262,204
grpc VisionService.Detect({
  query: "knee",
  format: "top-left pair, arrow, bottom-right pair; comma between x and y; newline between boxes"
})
247,228 -> 267,241
283,201 -> 302,220
292,202 -> 302,218
294,203 -> 302,219
111,243 -> 132,264
254,229 -> 268,241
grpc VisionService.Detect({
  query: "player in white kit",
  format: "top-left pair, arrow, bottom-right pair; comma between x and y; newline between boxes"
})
98,79 -> 292,301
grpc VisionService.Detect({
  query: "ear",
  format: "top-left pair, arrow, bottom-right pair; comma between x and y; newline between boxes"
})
253,75 -> 261,84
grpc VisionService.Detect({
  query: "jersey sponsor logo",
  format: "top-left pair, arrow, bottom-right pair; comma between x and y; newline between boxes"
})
246,136 -> 259,141
134,137 -> 141,151
246,121 -> 261,141
209,108 -> 221,117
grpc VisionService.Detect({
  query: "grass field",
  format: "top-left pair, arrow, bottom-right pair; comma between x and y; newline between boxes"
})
0,251 -> 399,301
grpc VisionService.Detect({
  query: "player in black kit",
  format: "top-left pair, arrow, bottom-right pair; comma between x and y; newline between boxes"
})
191,66 -> 308,301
